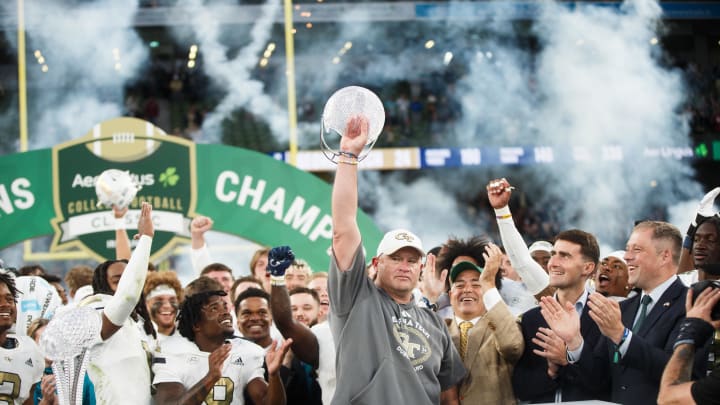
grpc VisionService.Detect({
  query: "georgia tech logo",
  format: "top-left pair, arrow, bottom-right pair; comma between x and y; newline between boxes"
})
392,310 -> 432,370
394,232 -> 415,242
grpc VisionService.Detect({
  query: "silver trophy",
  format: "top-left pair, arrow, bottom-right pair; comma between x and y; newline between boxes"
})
40,306 -> 101,405
320,86 -> 385,162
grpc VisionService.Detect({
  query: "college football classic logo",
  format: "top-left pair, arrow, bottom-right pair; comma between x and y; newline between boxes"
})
49,117 -> 197,262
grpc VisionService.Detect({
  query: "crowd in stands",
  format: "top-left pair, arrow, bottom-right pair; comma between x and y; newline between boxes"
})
1,116 -> 718,404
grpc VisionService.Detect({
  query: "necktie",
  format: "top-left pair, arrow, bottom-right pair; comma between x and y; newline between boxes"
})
632,295 -> 652,333
459,321 -> 473,359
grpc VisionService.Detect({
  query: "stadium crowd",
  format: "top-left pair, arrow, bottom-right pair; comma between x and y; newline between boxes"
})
0,117 -> 719,404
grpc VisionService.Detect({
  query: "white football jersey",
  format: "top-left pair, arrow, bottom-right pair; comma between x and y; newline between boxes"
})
312,321 -> 336,405
153,337 -> 266,405
0,335 -> 44,405
82,294 -> 154,405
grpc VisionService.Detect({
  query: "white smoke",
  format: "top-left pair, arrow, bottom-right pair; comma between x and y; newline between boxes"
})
171,0 -> 287,143
449,0 -> 701,247
1,0 -> 146,149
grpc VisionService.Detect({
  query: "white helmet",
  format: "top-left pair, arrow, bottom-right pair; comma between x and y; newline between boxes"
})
95,169 -> 140,209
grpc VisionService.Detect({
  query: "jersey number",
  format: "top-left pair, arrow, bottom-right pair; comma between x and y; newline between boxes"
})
0,372 -> 21,404
204,376 -> 234,405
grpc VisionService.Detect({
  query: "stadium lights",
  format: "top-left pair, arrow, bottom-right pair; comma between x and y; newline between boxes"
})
444,51 -> 453,65
425,40 -> 435,49
112,48 -> 121,72
259,42 -> 276,68
188,44 -> 198,69
34,50 -> 49,73
650,37 -> 659,45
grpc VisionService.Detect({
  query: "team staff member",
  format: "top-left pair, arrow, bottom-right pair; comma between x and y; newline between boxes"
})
329,115 -> 465,405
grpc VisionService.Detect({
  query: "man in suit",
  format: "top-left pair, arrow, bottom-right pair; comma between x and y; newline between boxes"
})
512,229 -> 606,402
446,243 -> 523,404
542,221 -> 703,405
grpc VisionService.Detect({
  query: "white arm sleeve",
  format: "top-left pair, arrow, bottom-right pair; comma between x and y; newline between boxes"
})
191,243 -> 212,275
494,206 -> 549,295
104,235 -> 152,326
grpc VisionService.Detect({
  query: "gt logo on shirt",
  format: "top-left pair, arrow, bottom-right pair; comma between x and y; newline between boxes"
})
205,376 -> 234,405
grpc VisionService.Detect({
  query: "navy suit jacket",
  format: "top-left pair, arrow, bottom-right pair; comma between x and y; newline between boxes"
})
512,299 -> 608,403
574,278 -> 706,405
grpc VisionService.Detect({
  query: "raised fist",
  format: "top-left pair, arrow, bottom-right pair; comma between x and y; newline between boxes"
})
268,246 -> 295,277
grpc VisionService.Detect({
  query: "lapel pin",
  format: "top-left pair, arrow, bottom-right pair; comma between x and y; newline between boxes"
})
663,302 -> 670,307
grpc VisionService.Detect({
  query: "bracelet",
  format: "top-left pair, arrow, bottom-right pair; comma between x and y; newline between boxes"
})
114,217 -> 126,230
612,328 -> 630,363
337,158 -> 358,166
270,275 -> 286,286
496,214 -> 512,220
338,151 -> 358,159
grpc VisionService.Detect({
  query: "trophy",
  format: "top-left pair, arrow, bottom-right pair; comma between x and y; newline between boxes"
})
95,169 -> 141,209
320,86 -> 385,162
40,306 -> 101,405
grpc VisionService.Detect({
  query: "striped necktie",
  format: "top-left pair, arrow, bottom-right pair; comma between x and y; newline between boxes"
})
459,321 -> 473,359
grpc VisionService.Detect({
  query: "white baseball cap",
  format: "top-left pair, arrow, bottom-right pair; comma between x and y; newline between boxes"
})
376,229 -> 424,257
604,250 -> 627,265
529,240 -> 553,254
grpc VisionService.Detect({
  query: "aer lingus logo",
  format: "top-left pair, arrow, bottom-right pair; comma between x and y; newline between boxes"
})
159,167 -> 180,187
50,117 -> 197,263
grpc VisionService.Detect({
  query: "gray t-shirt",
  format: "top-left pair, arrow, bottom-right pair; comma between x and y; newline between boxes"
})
328,244 -> 466,405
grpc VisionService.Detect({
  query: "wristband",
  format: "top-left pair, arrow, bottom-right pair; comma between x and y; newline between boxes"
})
612,328 -> 630,363
115,217 -> 126,230
338,151 -> 358,159
270,275 -> 286,286
493,206 -> 512,221
674,317 -> 715,349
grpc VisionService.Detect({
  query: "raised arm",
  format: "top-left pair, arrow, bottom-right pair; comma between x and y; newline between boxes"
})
101,202 -> 153,340
113,205 -> 131,260
677,187 -> 720,275
267,246 -> 319,368
487,178 -> 550,296
331,116 -> 368,270
190,215 -> 214,274
659,287 -> 720,405
247,339 -> 293,405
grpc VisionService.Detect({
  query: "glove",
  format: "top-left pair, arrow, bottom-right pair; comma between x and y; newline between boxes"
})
267,246 -> 295,278
685,187 -> 720,249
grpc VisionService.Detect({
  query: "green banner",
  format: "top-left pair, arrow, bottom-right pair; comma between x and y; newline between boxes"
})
0,149 -> 55,245
0,118 -> 382,272
194,144 -> 382,272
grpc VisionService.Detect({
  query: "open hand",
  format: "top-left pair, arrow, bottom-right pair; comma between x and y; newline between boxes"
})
135,202 -> 154,239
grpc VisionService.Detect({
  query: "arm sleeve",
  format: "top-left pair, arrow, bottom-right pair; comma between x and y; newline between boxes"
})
191,243 -> 213,275
104,235 -> 151,326
494,206 -> 549,294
